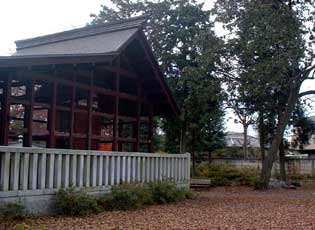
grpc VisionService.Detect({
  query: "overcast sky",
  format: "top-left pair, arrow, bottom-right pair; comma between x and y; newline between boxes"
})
0,1 -> 313,136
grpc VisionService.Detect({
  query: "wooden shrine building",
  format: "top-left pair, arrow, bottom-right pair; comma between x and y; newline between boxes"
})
0,16 -> 179,152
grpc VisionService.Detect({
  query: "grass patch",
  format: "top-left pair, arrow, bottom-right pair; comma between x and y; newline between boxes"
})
0,202 -> 26,220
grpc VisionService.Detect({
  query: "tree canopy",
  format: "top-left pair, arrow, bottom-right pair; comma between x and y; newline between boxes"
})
91,0 -> 226,154
214,0 -> 315,188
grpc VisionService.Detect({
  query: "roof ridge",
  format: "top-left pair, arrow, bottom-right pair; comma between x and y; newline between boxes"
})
15,15 -> 149,50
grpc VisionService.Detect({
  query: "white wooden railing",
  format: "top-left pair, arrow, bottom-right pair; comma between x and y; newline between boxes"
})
0,147 -> 190,194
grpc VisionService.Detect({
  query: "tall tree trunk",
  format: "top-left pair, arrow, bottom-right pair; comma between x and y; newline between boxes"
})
243,124 -> 248,159
260,83 -> 301,189
180,118 -> 187,153
191,129 -> 196,176
279,139 -> 286,182
258,113 -> 265,162
192,151 -> 196,176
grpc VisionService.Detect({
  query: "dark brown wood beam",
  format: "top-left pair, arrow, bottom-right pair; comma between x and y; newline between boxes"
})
113,58 -> 120,151
11,116 -> 47,124
69,69 -> 76,148
47,81 -> 57,148
97,66 -> 139,80
135,81 -> 141,152
0,75 -> 11,145
87,68 -> 94,150
23,77 -> 34,147
118,137 -> 136,143
0,55 -> 116,68
16,71 -> 145,103
10,98 -> 30,105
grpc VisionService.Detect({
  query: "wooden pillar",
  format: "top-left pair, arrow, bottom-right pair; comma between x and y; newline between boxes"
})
134,82 -> 141,152
113,59 -> 120,151
148,105 -> 153,153
23,77 -> 34,147
0,74 -> 11,145
48,81 -> 57,148
87,67 -> 94,150
69,68 -> 76,148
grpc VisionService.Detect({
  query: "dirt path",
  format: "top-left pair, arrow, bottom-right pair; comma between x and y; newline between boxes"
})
2,186 -> 315,230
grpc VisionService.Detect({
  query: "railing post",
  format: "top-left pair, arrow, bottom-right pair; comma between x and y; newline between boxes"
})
127,156 -> 131,183
116,156 -> 121,184
122,156 -> 126,183
63,154 -> 70,188
104,156 -> 109,186
141,157 -> 145,183
48,153 -> 55,189
146,157 -> 150,182
167,157 -> 171,180
131,156 -> 136,183
39,153 -> 46,189
110,156 -> 115,185
21,153 -> 30,190
30,153 -> 38,190
12,152 -> 20,190
84,155 -> 91,187
0,152 -> 10,191
78,155 -> 84,187
91,155 -> 97,187
55,154 -> 62,188
98,156 -> 103,186
70,155 -> 77,187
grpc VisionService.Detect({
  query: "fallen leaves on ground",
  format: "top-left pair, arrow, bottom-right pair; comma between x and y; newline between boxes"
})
2,186 -> 315,230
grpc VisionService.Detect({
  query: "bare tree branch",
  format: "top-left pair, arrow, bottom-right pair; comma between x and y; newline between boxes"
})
299,90 -> 315,98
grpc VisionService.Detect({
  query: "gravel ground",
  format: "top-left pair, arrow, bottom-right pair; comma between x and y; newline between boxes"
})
2,186 -> 315,230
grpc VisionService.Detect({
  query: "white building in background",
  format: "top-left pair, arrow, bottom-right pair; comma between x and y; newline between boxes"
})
225,132 -> 260,148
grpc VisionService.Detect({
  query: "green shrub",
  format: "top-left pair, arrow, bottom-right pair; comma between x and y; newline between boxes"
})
55,183 -> 192,215
54,188 -> 101,216
289,173 -> 305,181
98,184 -> 154,210
99,182 -> 192,210
148,181 -> 191,204
174,188 -> 194,200
237,167 -> 258,186
100,188 -> 141,210
0,202 -> 26,220
291,181 -> 301,187
131,185 -> 154,205
195,163 -> 258,187
253,177 -> 265,190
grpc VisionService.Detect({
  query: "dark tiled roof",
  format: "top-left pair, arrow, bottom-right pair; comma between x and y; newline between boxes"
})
14,28 -> 138,56
15,15 -> 148,50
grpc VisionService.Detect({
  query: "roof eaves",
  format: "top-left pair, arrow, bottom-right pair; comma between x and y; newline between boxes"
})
0,52 -> 119,60
0,52 -> 119,68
